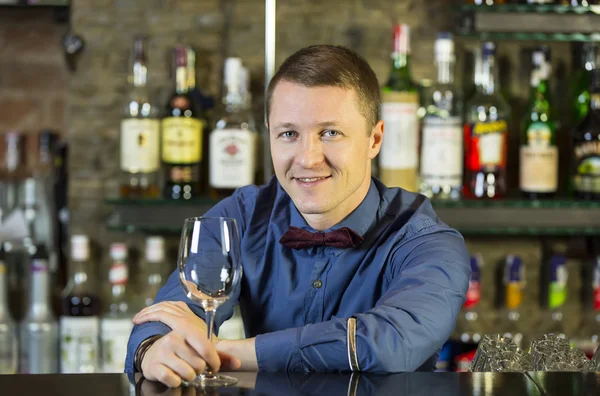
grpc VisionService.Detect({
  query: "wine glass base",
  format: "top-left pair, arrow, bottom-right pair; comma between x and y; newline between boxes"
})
182,374 -> 238,388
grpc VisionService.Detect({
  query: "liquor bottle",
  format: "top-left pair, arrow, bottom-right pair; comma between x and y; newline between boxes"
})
538,255 -> 568,339
101,243 -> 134,373
571,43 -> 597,124
464,42 -> 510,199
419,33 -> 463,200
19,244 -> 59,374
500,255 -> 526,349
209,58 -> 258,198
0,247 -> 18,374
162,45 -> 204,200
452,255 -> 486,372
60,235 -> 101,373
120,36 -> 161,199
520,47 -> 558,199
572,53 -> 600,200
573,253 -> 600,357
139,237 -> 165,308
380,24 -> 420,192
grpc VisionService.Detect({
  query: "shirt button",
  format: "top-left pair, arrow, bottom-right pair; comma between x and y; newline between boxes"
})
313,279 -> 323,289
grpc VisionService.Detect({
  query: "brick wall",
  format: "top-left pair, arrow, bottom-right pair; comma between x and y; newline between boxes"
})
62,0 -> 588,336
0,9 -> 68,136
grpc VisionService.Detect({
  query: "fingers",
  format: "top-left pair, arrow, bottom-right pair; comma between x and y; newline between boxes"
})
174,339 -> 207,374
185,335 -> 221,373
217,350 -> 242,372
162,353 -> 197,383
152,364 -> 183,388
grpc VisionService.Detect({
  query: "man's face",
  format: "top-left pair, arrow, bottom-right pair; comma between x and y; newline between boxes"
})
269,81 -> 383,223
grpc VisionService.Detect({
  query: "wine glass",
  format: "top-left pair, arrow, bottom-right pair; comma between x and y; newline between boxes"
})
178,216 -> 243,387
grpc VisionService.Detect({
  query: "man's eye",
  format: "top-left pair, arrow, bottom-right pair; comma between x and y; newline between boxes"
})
280,131 -> 297,139
323,129 -> 341,137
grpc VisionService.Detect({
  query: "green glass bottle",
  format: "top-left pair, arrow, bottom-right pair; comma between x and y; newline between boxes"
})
572,43 -> 598,125
379,24 -> 420,192
520,47 -> 558,199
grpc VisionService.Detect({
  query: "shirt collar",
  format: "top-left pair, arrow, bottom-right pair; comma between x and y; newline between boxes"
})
288,179 -> 380,237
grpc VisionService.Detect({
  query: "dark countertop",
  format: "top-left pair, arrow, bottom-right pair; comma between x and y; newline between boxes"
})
1,372 -> 600,396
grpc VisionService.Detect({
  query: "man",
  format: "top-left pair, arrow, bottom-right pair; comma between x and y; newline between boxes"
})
126,45 -> 470,387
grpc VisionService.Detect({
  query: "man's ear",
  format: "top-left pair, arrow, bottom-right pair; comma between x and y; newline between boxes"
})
368,120 -> 384,160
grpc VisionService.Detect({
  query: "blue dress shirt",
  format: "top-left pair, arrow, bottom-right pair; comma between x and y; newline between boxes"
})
125,177 -> 471,374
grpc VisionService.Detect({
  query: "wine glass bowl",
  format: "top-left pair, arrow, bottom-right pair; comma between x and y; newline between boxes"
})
178,216 -> 242,387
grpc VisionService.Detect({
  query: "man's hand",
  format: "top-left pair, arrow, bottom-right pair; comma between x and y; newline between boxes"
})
133,301 -> 218,342
133,301 -> 241,387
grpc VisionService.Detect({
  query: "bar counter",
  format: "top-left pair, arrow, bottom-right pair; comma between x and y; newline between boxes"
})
2,371 -> 600,396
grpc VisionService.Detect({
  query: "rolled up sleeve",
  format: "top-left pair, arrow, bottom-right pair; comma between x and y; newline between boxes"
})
254,226 -> 470,373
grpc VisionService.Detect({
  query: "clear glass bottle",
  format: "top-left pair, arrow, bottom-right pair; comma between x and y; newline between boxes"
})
464,42 -> 510,199
380,24 -> 420,192
0,247 -> 18,374
209,58 -> 258,199
573,254 -> 600,358
500,255 -> 527,349
538,255 -> 568,339
452,255 -> 486,371
520,47 -> 558,199
139,237 -> 166,308
19,244 -> 59,374
120,36 -> 161,199
419,33 -> 463,200
101,243 -> 134,373
60,235 -> 101,373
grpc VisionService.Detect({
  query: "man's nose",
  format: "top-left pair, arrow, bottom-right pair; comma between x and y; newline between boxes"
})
296,135 -> 325,169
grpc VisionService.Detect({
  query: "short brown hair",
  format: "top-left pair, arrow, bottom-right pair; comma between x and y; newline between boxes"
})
266,45 -> 381,132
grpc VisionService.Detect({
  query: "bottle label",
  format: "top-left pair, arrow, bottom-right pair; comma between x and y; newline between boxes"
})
120,118 -> 160,173
420,116 -> 463,188
60,316 -> 99,373
101,318 -> 133,373
109,262 -> 128,285
464,279 -> 480,309
161,117 -> 203,164
549,267 -> 567,310
520,122 -> 558,192
573,141 -> 600,194
209,128 -> 256,189
380,93 -> 419,170
506,283 -> 523,310
465,120 -> 507,171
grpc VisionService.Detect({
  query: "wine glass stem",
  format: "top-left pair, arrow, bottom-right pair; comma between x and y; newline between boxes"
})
204,308 -> 216,376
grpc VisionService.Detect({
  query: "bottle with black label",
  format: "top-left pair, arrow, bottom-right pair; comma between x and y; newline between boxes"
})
572,52 -> 600,200
161,45 -> 204,200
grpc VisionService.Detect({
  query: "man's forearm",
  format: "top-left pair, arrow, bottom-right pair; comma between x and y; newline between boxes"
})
216,338 -> 258,371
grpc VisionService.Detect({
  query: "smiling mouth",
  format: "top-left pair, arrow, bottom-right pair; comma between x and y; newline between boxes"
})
294,176 -> 331,183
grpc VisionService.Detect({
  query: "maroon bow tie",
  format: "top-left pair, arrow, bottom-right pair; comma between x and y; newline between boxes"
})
279,226 -> 364,250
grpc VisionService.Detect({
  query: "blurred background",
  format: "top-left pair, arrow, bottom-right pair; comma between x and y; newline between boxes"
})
1,0 -> 600,375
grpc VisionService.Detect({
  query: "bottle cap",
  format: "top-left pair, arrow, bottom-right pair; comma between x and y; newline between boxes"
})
71,234 -> 90,261
393,24 -> 410,55
146,236 -> 165,262
110,243 -> 128,261
482,41 -> 496,58
550,255 -> 568,283
470,254 -> 483,282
